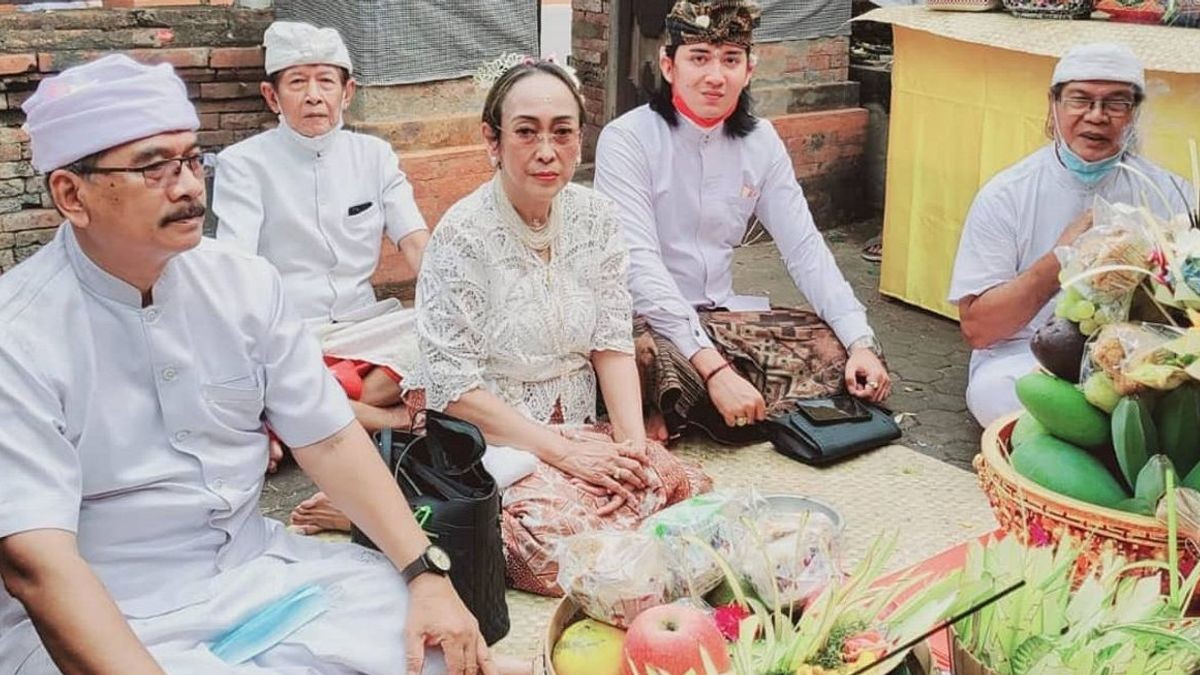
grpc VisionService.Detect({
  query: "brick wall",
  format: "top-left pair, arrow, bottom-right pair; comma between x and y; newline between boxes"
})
0,6 -> 274,273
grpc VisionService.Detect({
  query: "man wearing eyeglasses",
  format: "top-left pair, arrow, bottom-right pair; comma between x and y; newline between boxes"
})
213,21 -> 430,532
0,54 -> 494,675
949,43 -> 1195,427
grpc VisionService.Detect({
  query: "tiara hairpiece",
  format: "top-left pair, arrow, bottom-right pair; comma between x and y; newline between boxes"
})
472,53 -> 581,91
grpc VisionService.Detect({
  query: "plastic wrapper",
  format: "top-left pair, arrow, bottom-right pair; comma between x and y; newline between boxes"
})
1083,321 -> 1188,395
555,531 -> 675,628
640,491 -> 743,597
1054,199 -> 1154,335
733,497 -> 844,609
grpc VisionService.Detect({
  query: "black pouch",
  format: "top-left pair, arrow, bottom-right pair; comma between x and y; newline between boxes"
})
762,396 -> 902,466
350,410 -> 510,645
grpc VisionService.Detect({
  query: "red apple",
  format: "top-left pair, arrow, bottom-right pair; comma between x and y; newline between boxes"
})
620,604 -> 732,675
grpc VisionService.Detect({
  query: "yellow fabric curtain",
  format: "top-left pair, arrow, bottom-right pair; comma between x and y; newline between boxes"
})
879,27 -> 1200,319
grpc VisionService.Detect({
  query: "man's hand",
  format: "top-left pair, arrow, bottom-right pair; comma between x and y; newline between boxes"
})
1055,210 -> 1094,249
845,348 -> 891,402
707,367 -> 767,427
404,574 -> 496,675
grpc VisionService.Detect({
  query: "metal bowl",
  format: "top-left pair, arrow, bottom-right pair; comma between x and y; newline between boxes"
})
757,494 -> 846,534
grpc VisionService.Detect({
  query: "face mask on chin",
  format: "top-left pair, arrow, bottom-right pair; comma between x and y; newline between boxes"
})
276,111 -> 343,154
1052,106 -> 1135,186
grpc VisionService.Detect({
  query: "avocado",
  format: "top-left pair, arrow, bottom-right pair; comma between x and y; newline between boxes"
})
1031,316 -> 1088,383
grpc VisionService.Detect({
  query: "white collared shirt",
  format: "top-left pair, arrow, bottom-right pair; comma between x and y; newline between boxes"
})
949,145 -> 1194,379
213,124 -> 426,322
594,105 -> 874,358
0,224 -> 353,654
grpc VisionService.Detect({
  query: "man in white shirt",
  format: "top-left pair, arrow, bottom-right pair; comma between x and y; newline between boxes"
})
949,43 -> 1194,427
594,0 -> 890,444
214,21 -> 429,532
0,54 -> 493,675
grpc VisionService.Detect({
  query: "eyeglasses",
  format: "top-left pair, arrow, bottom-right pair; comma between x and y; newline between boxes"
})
500,126 -> 581,147
75,153 -> 216,188
1060,97 -> 1136,118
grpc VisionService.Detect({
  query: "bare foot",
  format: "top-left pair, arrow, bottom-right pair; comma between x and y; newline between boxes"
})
645,410 -> 670,443
289,492 -> 352,535
494,654 -> 534,675
267,438 -> 284,474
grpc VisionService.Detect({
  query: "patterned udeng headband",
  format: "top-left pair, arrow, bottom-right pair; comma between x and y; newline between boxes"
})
665,0 -> 762,49
472,53 -> 581,91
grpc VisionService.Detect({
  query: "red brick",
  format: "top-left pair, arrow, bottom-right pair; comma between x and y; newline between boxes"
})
200,81 -> 259,100
0,54 -> 36,76
0,128 -> 30,145
219,112 -> 275,130
0,209 -> 60,233
0,145 -> 21,163
196,98 -> 266,114
196,130 -> 235,148
198,113 -> 220,130
38,48 -> 209,74
210,47 -> 264,70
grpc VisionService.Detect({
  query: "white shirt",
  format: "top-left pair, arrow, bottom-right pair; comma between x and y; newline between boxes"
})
949,145 -> 1194,378
593,104 -> 874,358
0,224 -> 354,666
213,122 -> 426,322
409,177 -> 634,424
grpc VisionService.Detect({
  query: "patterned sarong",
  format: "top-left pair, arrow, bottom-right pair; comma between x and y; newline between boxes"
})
633,307 -> 848,444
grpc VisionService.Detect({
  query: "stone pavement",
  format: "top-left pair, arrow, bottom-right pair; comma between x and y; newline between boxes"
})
258,218 -> 982,520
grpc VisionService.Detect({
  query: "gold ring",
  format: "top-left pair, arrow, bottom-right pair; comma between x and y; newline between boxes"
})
735,416 -> 748,427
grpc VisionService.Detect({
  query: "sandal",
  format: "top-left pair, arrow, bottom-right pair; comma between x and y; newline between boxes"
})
860,235 -> 883,263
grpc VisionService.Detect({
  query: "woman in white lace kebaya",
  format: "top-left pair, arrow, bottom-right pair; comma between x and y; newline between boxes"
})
407,60 -> 711,596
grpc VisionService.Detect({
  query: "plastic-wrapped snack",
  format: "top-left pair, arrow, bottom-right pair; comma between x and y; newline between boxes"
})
555,531 -> 675,628
1054,199 -> 1153,335
1085,321 -> 1188,395
735,498 -> 844,609
641,491 -> 743,597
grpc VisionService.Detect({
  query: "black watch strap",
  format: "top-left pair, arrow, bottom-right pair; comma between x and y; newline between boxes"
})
401,545 -> 451,584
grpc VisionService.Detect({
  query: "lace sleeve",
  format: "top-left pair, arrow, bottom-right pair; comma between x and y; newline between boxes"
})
590,198 -> 635,355
413,217 -> 490,411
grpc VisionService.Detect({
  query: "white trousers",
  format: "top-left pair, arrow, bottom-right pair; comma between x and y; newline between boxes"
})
13,538 -> 445,675
966,349 -> 1039,428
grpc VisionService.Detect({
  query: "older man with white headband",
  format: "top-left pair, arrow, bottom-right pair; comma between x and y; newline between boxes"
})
214,21 -> 429,505
0,54 -> 493,675
949,42 -> 1196,426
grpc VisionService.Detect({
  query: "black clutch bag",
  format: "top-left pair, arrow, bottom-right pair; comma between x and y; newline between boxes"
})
762,395 -> 902,466
350,410 -> 510,645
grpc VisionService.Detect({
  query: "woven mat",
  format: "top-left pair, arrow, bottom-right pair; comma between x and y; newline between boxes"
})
857,6 -> 1200,74
491,441 -> 998,661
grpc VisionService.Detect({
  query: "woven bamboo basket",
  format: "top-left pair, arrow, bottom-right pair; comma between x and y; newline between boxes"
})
974,412 -> 1199,586
948,627 -> 996,675
539,597 -> 932,675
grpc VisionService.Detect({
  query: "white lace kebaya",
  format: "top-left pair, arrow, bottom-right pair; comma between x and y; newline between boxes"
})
409,174 -> 634,424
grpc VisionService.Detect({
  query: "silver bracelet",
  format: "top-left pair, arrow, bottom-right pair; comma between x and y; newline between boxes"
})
848,335 -> 885,358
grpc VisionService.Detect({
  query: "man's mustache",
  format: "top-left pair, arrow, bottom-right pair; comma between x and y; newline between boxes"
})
161,204 -> 206,227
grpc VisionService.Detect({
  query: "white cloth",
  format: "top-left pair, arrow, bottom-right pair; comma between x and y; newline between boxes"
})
308,298 -> 421,378
593,104 -> 874,359
408,175 -> 635,425
213,124 -> 426,323
264,20 -> 353,75
1052,42 -> 1145,91
966,348 -> 1039,428
0,224 -> 424,674
22,54 -> 199,173
949,145 -> 1193,422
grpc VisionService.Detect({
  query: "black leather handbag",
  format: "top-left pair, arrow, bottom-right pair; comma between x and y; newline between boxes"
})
762,395 -> 902,466
350,410 -> 510,645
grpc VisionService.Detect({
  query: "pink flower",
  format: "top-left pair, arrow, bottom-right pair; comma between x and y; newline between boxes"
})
842,630 -> 890,663
713,604 -> 750,641
1028,517 -> 1052,547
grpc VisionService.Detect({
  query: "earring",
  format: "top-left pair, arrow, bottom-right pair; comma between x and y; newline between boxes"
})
489,155 -> 500,169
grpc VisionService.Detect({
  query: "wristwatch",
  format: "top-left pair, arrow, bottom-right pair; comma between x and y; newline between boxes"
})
401,544 -> 452,584
848,335 -> 885,359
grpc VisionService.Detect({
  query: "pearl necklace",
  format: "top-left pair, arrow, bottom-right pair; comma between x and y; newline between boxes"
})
492,174 -> 562,254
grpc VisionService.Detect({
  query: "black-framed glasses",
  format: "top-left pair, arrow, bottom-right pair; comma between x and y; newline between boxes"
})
1060,97 -> 1136,118
75,152 -> 216,188
499,126 -> 581,147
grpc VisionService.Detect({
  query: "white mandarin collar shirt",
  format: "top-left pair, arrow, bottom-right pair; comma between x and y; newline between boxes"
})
949,145 -> 1194,376
213,123 -> 427,322
0,224 -> 354,655
594,105 -> 873,358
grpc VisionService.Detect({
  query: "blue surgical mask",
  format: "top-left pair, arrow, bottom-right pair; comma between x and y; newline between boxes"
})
1052,106 -> 1134,186
210,584 -> 333,664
